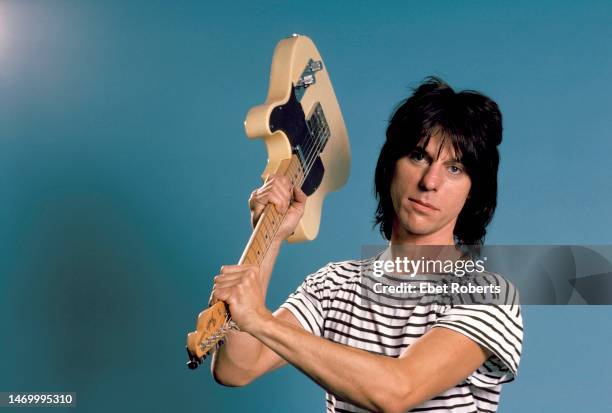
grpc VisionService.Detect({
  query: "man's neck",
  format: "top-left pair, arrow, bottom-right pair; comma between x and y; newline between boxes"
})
387,224 -> 462,263
389,230 -> 455,247
383,243 -> 463,264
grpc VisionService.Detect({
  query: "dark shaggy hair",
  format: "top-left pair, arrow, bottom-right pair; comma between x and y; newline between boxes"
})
374,76 -> 503,246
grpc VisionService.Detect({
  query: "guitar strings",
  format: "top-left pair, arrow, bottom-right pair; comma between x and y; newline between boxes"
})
248,107 -> 326,267
251,103 -> 328,267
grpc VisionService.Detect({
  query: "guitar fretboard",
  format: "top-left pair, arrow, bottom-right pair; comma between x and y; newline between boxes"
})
239,155 -> 305,265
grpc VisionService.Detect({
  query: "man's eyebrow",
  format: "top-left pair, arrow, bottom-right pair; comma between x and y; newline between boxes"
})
445,156 -> 464,164
418,146 -> 463,163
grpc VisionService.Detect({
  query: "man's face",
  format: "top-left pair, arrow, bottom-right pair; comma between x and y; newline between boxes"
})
390,132 -> 471,244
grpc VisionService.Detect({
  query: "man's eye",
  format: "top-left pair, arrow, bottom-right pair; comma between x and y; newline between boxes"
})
448,165 -> 463,175
408,150 -> 426,162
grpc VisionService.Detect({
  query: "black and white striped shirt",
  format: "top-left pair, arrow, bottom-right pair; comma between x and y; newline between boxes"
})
280,255 -> 523,413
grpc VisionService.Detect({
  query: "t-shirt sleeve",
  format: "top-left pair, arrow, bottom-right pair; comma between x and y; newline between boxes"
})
433,303 -> 524,388
279,265 -> 330,337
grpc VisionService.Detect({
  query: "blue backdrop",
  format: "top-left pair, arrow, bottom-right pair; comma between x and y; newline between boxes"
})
1,1 -> 610,411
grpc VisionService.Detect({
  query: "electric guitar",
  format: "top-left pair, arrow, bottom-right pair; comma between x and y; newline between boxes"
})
186,34 -> 350,369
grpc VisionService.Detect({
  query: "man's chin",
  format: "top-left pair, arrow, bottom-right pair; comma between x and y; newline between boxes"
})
398,223 -> 437,237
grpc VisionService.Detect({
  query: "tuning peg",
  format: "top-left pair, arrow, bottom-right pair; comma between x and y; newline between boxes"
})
187,359 -> 201,370
186,346 -> 204,370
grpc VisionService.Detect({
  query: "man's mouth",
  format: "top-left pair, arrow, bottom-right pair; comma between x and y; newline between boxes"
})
409,198 -> 439,211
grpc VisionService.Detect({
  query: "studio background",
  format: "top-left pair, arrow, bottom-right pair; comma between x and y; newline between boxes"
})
1,1 -> 611,411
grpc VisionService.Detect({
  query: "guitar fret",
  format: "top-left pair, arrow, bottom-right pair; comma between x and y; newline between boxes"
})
247,249 -> 257,265
262,215 -> 270,241
292,165 -> 299,185
253,236 -> 262,260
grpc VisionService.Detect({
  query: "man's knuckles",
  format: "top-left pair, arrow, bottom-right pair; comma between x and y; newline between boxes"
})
217,265 -> 258,275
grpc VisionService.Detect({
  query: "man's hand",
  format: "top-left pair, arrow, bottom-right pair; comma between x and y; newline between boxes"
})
211,264 -> 272,334
248,174 -> 307,241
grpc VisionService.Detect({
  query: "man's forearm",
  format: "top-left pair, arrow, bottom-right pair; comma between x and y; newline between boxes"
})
249,312 -> 410,413
210,239 -> 283,384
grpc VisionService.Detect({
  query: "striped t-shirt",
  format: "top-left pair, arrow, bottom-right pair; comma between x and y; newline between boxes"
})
280,255 -> 523,413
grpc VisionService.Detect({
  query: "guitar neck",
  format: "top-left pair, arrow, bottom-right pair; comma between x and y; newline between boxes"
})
239,155 -> 304,266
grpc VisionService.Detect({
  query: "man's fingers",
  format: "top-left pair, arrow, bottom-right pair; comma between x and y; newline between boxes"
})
269,193 -> 287,213
219,264 -> 257,274
211,286 -> 231,303
212,272 -> 258,299
293,185 -> 307,204
250,186 -> 289,212
214,278 -> 242,289
270,189 -> 290,213
248,189 -> 263,210
266,175 -> 292,197
214,272 -> 242,283
255,186 -> 288,214
250,174 -> 303,223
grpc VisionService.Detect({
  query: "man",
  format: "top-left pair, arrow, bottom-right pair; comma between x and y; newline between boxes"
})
210,77 -> 523,412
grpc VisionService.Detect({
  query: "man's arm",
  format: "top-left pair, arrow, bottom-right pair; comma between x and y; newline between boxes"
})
212,267 -> 491,413
211,287 -> 303,385
209,239 -> 295,386
252,314 -> 490,412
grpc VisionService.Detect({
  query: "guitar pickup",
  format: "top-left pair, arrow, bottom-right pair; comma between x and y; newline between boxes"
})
293,145 -> 307,168
307,103 -> 330,148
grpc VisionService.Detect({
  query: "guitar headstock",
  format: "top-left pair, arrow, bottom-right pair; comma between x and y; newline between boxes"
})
186,302 -> 235,369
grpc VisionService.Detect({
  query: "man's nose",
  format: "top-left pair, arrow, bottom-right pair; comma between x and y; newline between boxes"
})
419,164 -> 443,191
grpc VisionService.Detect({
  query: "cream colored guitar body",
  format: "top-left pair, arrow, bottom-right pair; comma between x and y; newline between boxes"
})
244,34 -> 350,242
186,34 -> 350,368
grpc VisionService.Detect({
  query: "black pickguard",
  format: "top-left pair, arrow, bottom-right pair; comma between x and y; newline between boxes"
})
268,88 -> 324,196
